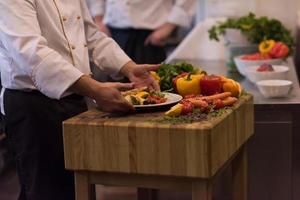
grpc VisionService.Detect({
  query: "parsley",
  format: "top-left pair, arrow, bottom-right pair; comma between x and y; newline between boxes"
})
208,12 -> 294,54
153,112 -> 208,124
157,62 -> 203,91
208,108 -> 228,118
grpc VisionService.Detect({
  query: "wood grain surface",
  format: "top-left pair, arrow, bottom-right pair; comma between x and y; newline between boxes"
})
63,94 -> 253,178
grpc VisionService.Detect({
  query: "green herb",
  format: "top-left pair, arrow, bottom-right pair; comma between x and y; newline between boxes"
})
130,96 -> 140,105
208,108 -> 228,118
241,90 -> 250,96
208,12 -> 294,54
153,112 -> 208,124
149,91 -> 165,98
157,62 -> 203,91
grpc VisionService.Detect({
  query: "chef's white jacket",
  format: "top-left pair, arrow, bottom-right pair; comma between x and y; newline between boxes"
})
86,0 -> 197,29
0,0 -> 131,106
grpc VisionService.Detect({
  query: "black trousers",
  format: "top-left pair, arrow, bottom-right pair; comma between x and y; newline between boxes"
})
109,26 -> 166,64
3,89 -> 87,200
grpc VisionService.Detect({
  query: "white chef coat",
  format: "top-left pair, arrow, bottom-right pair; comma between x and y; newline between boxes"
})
86,0 -> 196,29
0,0 -> 131,114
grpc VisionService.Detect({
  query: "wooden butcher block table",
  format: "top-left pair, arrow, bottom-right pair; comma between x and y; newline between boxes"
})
63,94 -> 253,200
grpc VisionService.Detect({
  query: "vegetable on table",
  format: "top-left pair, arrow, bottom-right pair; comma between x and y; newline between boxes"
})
199,75 -> 223,96
208,12 -> 294,54
269,42 -> 289,58
173,73 -> 203,97
259,40 -> 275,54
221,78 -> 242,98
150,71 -> 160,81
157,62 -> 205,92
181,100 -> 194,115
165,92 -> 238,117
214,97 -> 238,109
241,52 -> 272,60
165,103 -> 183,117
257,63 -> 274,72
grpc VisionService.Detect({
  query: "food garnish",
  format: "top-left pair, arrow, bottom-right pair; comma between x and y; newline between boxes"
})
123,87 -> 167,106
256,63 -> 274,72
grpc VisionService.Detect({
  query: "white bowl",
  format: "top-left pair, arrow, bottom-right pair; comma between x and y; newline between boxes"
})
245,65 -> 289,83
256,79 -> 292,98
234,55 -> 283,76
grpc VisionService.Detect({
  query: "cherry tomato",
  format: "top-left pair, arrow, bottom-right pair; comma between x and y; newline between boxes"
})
181,101 -> 194,115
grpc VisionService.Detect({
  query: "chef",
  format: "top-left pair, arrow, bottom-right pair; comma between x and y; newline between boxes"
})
0,0 -> 159,199
86,0 -> 196,64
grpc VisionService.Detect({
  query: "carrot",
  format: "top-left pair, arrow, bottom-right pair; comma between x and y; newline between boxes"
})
188,99 -> 209,108
213,97 -> 238,109
222,97 -> 238,106
199,92 -> 232,101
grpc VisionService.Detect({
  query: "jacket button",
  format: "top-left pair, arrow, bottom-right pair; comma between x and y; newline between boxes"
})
71,45 -> 76,50
77,16 -> 81,20
62,16 -> 67,21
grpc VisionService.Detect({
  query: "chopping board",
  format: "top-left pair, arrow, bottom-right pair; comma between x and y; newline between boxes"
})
63,94 -> 253,178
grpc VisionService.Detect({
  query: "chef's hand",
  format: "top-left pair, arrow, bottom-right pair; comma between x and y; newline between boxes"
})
121,61 -> 160,91
93,82 -> 135,113
94,15 -> 111,37
144,23 -> 176,46
70,76 -> 135,113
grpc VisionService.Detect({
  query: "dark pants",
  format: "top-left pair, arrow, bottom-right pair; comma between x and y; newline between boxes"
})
109,26 -> 166,64
3,89 -> 87,200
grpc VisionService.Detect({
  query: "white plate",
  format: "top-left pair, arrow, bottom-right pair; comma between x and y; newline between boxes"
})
133,92 -> 183,109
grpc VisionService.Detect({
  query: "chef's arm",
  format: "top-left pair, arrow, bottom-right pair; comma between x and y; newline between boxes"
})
86,0 -> 106,19
167,0 -> 197,27
69,75 -> 135,113
81,0 -> 131,78
145,0 -> 197,46
85,0 -> 110,35
0,0 -> 84,99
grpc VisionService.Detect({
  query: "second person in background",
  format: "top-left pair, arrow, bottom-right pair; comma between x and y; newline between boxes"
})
86,0 -> 196,64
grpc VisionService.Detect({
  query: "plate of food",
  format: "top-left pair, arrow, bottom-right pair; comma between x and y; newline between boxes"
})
122,87 -> 183,109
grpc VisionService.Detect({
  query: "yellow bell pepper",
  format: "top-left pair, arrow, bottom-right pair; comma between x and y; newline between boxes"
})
175,74 -> 203,97
150,71 -> 160,81
259,40 -> 276,54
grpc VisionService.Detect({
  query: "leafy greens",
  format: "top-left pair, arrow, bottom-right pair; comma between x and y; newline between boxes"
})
157,62 -> 198,91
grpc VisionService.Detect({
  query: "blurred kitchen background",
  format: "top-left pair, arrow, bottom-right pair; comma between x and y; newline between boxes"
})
1,0 -> 300,199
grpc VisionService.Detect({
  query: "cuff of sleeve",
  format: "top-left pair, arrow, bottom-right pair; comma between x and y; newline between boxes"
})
167,6 -> 193,27
32,52 -> 84,99
89,2 -> 105,17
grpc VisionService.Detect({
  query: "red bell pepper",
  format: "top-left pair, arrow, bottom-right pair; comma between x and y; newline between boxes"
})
269,42 -> 289,58
199,75 -> 222,96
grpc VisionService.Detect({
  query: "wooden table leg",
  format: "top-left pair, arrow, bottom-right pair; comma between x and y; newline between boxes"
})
137,188 -> 158,200
192,181 -> 213,200
75,172 -> 96,200
232,145 -> 247,200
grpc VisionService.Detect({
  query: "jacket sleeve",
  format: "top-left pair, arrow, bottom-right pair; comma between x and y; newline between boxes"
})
167,0 -> 197,27
81,0 -> 131,77
0,0 -> 84,99
86,0 -> 106,17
